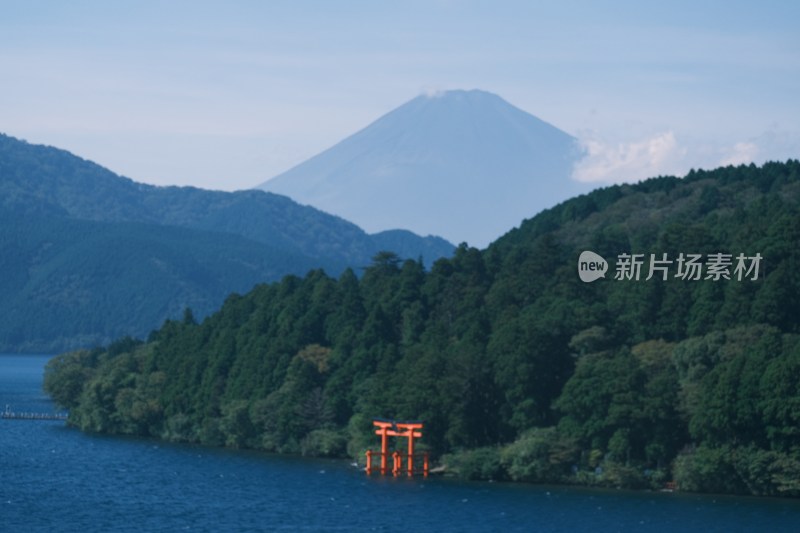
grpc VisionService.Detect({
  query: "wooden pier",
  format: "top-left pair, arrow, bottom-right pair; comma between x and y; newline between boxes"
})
2,408 -> 68,421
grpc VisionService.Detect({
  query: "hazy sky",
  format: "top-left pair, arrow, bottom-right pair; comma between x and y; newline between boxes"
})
2,0 -> 798,191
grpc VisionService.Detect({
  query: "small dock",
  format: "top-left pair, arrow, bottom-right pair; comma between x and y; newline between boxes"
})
2,406 -> 68,421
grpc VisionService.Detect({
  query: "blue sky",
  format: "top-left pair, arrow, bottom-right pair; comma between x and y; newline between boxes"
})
2,0 -> 798,190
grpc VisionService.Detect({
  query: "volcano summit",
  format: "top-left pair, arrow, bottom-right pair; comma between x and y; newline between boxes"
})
259,90 -> 586,247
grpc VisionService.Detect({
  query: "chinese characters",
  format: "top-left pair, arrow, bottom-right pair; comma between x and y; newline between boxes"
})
613,252 -> 762,281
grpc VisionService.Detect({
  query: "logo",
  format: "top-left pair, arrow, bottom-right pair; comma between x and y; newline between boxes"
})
577,251 -> 762,282
578,251 -> 608,283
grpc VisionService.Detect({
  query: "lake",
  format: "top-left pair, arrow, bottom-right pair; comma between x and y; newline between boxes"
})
2,353 -> 800,532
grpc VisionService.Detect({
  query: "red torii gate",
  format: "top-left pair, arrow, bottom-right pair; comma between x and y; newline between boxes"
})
365,419 -> 428,477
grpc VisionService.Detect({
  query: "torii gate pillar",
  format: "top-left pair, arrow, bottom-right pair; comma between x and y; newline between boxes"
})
367,419 -> 426,477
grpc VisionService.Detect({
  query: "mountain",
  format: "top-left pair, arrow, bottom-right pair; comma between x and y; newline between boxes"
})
0,133 -> 453,266
0,133 -> 454,352
0,213 -> 317,352
259,89 -> 587,247
47,160 -> 800,497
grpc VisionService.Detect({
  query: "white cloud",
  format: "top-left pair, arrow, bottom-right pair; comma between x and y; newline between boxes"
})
420,85 -> 450,98
718,142 -> 759,167
571,129 -> 800,185
572,131 -> 687,183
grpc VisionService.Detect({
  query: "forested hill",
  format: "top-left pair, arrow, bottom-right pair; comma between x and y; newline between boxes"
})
0,133 -> 453,264
0,133 -> 453,352
46,160 -> 800,497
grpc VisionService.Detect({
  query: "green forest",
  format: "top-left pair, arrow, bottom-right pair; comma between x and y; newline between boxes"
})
0,133 -> 452,352
45,161 -> 800,497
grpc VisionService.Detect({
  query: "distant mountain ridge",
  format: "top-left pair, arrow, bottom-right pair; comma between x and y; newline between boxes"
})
0,133 -> 454,352
259,89 -> 587,247
0,133 -> 452,265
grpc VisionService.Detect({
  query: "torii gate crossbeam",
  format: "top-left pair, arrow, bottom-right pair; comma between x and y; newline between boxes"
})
366,419 -> 428,477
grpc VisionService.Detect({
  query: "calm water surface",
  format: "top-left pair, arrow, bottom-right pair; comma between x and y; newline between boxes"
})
2,354 -> 800,532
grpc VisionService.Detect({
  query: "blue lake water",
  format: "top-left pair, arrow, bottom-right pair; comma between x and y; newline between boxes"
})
2,353 -> 800,532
